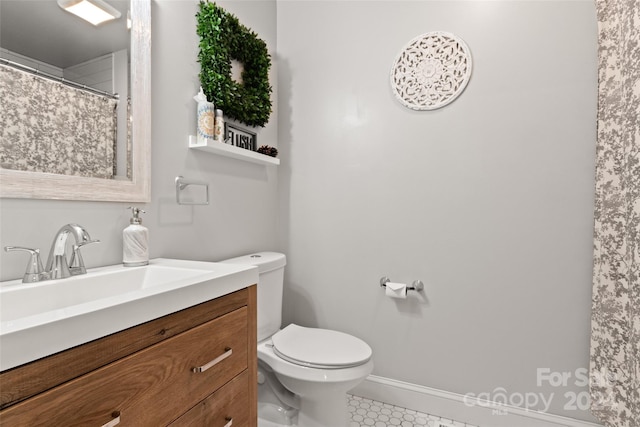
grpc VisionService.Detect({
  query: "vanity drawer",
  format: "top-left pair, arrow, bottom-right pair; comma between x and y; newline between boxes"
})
1,288 -> 250,409
0,307 -> 248,426
169,370 -> 249,427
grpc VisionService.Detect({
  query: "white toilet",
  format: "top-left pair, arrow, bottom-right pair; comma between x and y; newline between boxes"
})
222,252 -> 374,427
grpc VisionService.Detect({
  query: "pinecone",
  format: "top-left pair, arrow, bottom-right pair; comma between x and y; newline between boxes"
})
257,145 -> 278,158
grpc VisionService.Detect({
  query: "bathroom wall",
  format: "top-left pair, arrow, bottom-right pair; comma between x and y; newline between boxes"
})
277,0 -> 598,422
0,0 -> 600,423
0,0 -> 279,279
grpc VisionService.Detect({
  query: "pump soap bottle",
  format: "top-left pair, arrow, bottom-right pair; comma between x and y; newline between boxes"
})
123,207 -> 149,266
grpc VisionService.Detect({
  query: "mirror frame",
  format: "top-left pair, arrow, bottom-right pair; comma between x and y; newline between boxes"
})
0,0 -> 151,203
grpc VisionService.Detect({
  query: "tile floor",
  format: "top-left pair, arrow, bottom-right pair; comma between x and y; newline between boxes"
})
347,395 -> 478,427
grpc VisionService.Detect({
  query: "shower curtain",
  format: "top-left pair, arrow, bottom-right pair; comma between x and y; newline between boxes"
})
0,63 -> 118,179
589,0 -> 640,426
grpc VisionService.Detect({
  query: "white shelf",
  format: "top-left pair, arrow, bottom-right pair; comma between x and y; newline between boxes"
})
188,135 -> 280,166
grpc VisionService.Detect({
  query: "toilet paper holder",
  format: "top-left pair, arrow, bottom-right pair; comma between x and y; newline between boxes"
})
379,276 -> 424,292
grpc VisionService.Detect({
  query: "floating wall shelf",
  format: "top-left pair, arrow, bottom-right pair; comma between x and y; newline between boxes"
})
188,135 -> 280,166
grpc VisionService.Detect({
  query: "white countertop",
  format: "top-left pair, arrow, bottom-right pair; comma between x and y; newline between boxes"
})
0,258 -> 258,371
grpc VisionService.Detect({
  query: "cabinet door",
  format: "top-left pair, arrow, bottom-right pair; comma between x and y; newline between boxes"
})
0,307 -> 248,426
169,370 -> 249,427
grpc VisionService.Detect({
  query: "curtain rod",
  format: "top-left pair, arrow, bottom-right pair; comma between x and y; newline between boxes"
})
0,58 -> 119,100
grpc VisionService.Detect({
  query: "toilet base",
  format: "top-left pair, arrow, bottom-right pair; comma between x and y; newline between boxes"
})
296,393 -> 349,427
258,401 -> 297,426
258,416 -> 295,427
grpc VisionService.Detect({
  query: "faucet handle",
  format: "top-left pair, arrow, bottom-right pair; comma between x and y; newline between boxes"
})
69,240 -> 100,275
4,246 -> 47,283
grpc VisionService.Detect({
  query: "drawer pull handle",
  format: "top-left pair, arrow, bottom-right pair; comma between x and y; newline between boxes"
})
192,347 -> 233,373
102,412 -> 121,427
224,417 -> 233,427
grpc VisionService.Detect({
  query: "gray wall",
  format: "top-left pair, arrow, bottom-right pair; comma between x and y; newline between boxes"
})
277,0 -> 598,421
0,0 -> 279,279
1,0 -> 600,423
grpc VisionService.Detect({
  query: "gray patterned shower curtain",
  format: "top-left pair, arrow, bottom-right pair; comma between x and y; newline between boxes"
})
0,64 -> 118,179
589,0 -> 640,426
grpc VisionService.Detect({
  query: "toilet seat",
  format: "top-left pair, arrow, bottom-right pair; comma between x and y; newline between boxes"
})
271,324 -> 372,369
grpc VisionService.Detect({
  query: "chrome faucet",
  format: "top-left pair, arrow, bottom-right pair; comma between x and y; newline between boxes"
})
5,224 -> 99,283
46,224 -> 100,279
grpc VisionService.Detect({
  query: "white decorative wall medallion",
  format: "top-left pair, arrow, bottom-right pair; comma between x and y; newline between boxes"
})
390,31 -> 472,110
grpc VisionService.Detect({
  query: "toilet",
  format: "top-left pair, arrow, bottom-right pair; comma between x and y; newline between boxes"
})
222,252 -> 374,427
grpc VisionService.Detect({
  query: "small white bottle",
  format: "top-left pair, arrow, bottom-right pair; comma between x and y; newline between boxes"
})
214,109 -> 225,143
194,87 -> 215,145
123,207 -> 149,266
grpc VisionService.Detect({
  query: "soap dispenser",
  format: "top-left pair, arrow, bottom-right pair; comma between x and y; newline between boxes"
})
123,207 -> 149,267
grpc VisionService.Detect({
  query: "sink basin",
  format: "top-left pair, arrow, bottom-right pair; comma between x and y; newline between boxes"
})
0,258 -> 258,371
1,265 -> 212,322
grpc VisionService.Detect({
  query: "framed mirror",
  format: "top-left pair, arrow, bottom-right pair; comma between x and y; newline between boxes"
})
0,0 -> 150,202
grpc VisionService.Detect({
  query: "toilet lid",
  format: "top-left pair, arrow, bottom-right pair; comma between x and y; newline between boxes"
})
271,324 -> 372,369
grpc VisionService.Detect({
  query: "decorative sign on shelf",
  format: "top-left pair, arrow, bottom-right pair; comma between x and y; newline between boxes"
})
226,123 -> 257,152
390,31 -> 472,111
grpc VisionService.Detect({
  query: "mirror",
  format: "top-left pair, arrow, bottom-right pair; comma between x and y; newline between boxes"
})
0,0 -> 150,202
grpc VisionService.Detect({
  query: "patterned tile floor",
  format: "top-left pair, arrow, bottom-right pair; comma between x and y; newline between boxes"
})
347,395 -> 478,427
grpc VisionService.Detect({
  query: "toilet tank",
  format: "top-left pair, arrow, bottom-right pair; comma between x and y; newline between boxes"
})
221,252 -> 286,341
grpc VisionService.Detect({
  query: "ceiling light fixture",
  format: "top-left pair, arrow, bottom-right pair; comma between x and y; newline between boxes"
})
57,0 -> 122,26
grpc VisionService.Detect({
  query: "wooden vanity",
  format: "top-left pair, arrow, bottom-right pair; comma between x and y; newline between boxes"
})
0,286 -> 257,426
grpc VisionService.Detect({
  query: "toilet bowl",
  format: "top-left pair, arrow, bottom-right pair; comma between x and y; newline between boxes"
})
222,252 -> 373,427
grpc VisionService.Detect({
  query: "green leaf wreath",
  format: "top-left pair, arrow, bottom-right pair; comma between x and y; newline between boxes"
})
196,1 -> 273,128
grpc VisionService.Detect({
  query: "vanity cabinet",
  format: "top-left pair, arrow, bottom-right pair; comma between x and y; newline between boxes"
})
0,286 -> 257,427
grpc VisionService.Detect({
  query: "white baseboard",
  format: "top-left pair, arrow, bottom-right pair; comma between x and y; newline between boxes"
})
350,375 -> 604,427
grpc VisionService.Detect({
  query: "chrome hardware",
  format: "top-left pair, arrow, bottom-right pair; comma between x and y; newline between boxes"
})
69,240 -> 100,275
102,412 -> 121,427
46,224 -> 99,280
192,347 -> 233,373
4,246 -> 48,283
175,176 -> 209,205
379,276 -> 424,292
5,224 -> 99,283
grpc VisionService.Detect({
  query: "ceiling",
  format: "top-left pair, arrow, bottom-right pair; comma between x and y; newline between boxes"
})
0,0 -> 129,69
